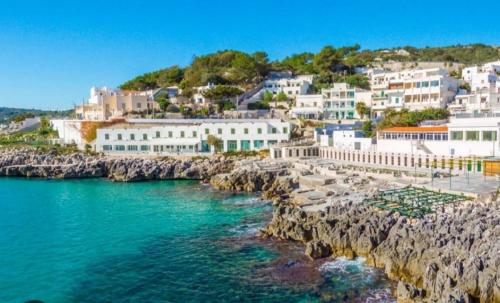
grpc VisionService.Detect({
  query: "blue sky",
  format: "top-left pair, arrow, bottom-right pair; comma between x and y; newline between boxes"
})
0,0 -> 499,110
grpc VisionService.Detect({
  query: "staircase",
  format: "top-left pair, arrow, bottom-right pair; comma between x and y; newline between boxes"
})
416,140 -> 433,155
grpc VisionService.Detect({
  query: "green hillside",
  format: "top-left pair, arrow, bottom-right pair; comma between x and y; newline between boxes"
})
120,44 -> 500,92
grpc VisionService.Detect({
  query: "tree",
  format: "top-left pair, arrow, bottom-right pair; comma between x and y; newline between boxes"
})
280,52 -> 315,74
276,91 -> 288,102
165,104 -> 180,113
207,135 -> 223,153
346,74 -> 370,90
362,120 -> 374,138
203,85 -> 244,101
313,45 -> 343,74
156,97 -> 170,111
355,102 -> 370,119
262,90 -> 273,103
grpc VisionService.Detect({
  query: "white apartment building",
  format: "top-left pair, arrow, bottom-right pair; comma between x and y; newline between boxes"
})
367,68 -> 458,112
449,88 -> 500,115
370,91 -> 405,118
376,116 -> 500,157
75,87 -> 159,120
462,61 -> 500,92
290,94 -> 323,119
264,75 -> 314,98
322,83 -> 372,120
95,119 -> 291,155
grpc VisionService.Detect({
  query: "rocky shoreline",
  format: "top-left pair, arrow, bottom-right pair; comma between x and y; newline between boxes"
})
207,158 -> 500,302
0,148 -> 234,182
2,148 -> 499,302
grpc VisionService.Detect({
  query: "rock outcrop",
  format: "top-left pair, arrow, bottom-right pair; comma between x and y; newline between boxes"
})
263,195 -> 500,302
0,148 -> 233,182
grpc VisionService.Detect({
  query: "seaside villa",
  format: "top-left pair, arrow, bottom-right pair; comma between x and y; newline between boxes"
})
95,119 -> 291,155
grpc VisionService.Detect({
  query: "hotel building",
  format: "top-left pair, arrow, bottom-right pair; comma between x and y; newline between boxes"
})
95,119 -> 291,155
264,75 -> 314,98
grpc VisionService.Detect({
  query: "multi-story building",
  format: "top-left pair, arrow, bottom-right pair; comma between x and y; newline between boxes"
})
449,88 -> 500,115
264,75 -> 314,98
290,94 -> 323,119
462,61 -> 500,92
376,116 -> 500,157
367,68 -> 459,112
322,83 -> 372,120
95,119 -> 291,154
75,87 -> 159,120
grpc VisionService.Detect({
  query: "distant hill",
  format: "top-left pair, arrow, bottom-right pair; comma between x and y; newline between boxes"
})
120,44 -> 500,92
0,107 -> 73,123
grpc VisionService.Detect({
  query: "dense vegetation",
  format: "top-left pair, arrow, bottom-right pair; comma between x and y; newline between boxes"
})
120,44 -> 499,93
377,108 -> 450,129
0,107 -> 73,124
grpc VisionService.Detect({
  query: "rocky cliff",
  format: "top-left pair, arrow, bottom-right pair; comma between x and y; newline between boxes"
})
0,149 -> 234,181
263,195 -> 500,302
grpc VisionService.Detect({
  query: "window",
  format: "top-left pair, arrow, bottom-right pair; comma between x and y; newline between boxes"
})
103,145 -> 112,151
253,140 -> 264,149
227,140 -> 237,152
268,140 -> 278,145
257,128 -> 262,134
127,145 -> 138,151
240,140 -> 250,151
483,131 -> 497,141
193,131 -> 197,137
430,80 -> 439,87
218,128 -> 222,135
450,131 -> 463,140
231,128 -> 235,135
205,128 -> 209,135
244,128 -> 248,134
180,131 -> 185,138
137,103 -> 141,109
114,145 -> 125,151
271,127 -> 277,134
283,127 -> 288,134
155,131 -> 160,138
104,134 -> 109,140
466,131 -> 480,141
117,134 -> 122,140
143,134 -> 147,140
416,82 -> 421,88
422,81 -> 429,88
130,134 -> 135,140
168,131 -> 173,138
140,145 -> 150,151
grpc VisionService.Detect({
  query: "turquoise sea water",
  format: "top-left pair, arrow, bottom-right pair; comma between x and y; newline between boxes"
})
0,178 -> 395,302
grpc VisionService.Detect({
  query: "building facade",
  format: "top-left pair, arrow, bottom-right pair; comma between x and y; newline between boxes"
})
367,68 -> 458,113
376,116 -> 500,157
322,83 -> 372,120
75,87 -> 159,121
95,119 -> 291,155
264,75 -> 314,98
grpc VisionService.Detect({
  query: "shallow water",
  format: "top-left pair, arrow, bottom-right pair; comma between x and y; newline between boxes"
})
0,178 -> 395,302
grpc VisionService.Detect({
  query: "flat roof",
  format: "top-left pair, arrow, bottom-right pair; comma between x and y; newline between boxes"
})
127,118 -> 284,124
381,126 -> 448,133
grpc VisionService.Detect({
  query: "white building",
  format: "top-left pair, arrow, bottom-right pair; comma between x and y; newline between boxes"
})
462,61 -> 500,92
192,83 -> 216,105
322,83 -> 372,120
376,116 -> 500,157
290,94 -> 323,119
95,119 -> 291,155
264,75 -> 314,98
449,88 -> 500,115
75,87 -> 158,120
367,68 -> 458,112
51,119 -> 86,148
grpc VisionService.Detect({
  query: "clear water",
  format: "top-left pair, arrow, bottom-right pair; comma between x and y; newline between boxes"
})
0,178 -> 395,302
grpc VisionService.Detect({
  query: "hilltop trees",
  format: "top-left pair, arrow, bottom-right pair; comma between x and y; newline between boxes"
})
120,66 -> 184,91
119,44 -> 500,94
377,108 -> 450,129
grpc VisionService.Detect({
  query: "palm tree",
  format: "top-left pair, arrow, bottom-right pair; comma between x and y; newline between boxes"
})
355,102 -> 368,119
